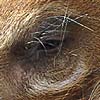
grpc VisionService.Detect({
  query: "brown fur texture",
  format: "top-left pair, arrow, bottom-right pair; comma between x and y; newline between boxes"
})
0,0 -> 100,100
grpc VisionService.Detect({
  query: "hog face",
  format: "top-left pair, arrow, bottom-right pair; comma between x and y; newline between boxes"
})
0,0 -> 100,100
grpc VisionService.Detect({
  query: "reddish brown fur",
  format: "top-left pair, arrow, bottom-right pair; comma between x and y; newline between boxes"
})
0,0 -> 100,100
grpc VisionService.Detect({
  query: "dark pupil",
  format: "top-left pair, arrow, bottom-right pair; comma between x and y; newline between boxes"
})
37,39 -> 61,51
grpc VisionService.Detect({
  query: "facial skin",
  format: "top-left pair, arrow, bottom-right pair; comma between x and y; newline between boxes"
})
0,0 -> 100,100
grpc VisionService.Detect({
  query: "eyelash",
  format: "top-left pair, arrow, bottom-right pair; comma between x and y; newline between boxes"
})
25,16 -> 67,53
24,14 -> 94,55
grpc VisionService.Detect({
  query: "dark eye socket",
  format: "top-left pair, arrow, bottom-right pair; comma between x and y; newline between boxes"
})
25,37 -> 62,54
37,39 -> 61,51
25,16 -> 69,53
11,14 -> 93,58
25,14 -> 92,55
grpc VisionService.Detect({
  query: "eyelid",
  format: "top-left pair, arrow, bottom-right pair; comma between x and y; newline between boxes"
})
25,16 -> 70,51
25,14 -> 92,54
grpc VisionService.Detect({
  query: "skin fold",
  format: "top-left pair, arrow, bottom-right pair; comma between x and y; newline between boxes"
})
0,0 -> 100,100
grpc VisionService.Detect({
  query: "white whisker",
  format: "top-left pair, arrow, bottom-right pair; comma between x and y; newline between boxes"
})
67,17 -> 94,32
33,37 -> 47,54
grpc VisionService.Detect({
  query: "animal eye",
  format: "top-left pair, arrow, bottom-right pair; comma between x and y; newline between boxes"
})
25,16 -> 69,55
25,15 -> 93,57
37,39 -> 61,51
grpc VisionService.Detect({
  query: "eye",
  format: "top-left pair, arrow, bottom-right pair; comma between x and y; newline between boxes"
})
37,39 -> 61,51
25,36 -> 63,55
25,14 -> 93,57
25,16 -> 69,54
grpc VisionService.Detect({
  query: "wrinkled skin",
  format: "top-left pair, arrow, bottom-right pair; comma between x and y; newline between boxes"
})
0,0 -> 100,100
